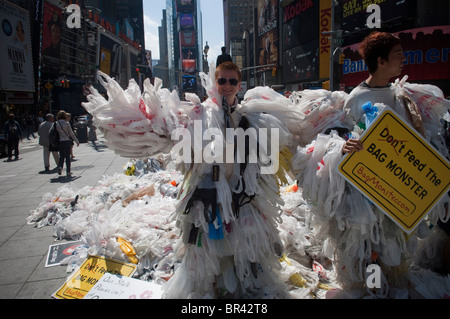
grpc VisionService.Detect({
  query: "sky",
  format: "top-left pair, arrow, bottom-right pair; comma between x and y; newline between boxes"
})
142,0 -> 225,65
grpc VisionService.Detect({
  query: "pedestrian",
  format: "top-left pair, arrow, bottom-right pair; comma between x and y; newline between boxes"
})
216,46 -> 232,67
55,110 -> 79,177
66,113 -> 75,160
4,113 -> 22,161
82,63 -> 302,298
87,116 -> 98,150
26,114 -> 36,139
38,113 -> 60,172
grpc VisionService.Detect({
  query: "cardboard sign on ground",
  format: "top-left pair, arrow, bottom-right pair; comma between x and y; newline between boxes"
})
53,256 -> 137,299
83,273 -> 162,299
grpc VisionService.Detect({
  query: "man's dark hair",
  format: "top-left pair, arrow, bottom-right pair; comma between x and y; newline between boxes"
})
359,31 -> 401,74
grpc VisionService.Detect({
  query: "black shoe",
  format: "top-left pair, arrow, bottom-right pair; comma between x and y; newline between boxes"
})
57,167 -> 62,175
45,167 -> 50,172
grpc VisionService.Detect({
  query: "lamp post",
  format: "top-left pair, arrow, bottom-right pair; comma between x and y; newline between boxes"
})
203,41 -> 210,73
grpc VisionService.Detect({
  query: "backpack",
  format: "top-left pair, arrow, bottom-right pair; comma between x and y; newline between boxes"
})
8,121 -> 19,138
49,123 -> 60,149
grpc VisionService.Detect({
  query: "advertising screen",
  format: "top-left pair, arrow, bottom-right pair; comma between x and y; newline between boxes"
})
180,14 -> 194,29
341,26 -> 450,87
41,1 -> 62,78
177,0 -> 195,13
256,0 -> 279,67
0,0 -> 34,91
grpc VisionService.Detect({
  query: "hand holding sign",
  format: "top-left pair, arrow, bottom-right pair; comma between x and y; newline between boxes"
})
338,108 -> 450,234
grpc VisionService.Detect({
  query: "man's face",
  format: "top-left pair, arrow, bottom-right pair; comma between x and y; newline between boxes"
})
382,44 -> 406,78
216,69 -> 241,101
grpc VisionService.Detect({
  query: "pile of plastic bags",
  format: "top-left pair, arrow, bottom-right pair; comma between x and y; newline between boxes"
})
27,154 -> 450,298
26,157 -> 344,298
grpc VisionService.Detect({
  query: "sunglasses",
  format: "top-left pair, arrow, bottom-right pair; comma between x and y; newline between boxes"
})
217,78 -> 239,86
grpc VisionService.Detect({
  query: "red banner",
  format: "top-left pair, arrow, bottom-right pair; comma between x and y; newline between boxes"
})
340,26 -> 450,87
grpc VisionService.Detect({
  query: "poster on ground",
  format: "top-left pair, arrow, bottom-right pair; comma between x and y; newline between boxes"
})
338,108 -> 450,234
53,256 -> 137,299
45,241 -> 85,267
83,273 -> 162,299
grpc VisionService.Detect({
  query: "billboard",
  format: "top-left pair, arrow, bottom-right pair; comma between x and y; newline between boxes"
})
282,8 -> 317,50
99,33 -> 123,78
341,26 -> 450,87
282,0 -> 331,83
341,0 -> 409,34
182,59 -> 196,74
180,30 -> 196,47
180,14 -> 194,29
41,0 -> 62,78
282,40 -> 319,82
0,0 -> 34,91
176,0 -> 195,13
182,75 -> 196,91
256,0 -> 279,67
319,0 -> 331,79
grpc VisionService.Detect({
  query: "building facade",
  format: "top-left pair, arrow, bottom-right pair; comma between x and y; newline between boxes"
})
0,0 -> 146,124
221,0 -> 449,97
156,0 -> 204,97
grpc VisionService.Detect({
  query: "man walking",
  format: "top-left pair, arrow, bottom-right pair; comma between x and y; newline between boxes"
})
216,46 -> 232,67
38,113 -> 60,171
4,113 -> 22,161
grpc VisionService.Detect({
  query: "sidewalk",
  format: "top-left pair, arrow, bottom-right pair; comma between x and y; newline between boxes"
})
0,134 -> 126,299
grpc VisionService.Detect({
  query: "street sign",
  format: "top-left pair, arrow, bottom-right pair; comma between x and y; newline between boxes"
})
45,82 -> 53,90
338,108 -> 450,234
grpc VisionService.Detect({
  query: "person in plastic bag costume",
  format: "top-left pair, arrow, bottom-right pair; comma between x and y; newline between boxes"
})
82,62 -> 304,298
292,32 -> 450,298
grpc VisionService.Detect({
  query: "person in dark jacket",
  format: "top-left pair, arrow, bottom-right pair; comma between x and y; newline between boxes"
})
4,113 -> 22,161
216,46 -> 232,67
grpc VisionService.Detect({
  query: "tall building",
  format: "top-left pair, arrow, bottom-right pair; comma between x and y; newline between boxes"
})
223,0 -> 254,64
154,9 -> 169,86
223,0 -> 279,89
159,0 -> 204,97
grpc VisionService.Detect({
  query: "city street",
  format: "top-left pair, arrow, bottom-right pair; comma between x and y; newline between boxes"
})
0,134 -> 125,298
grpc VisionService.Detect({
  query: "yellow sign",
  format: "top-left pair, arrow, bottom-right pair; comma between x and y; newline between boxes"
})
53,256 -> 137,299
339,108 -> 450,234
100,48 -> 111,75
319,0 -> 332,79
45,82 -> 53,90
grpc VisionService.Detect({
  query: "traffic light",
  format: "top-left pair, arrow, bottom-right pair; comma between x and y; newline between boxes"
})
322,80 -> 330,90
272,67 -> 277,77
339,54 -> 345,65
60,79 -> 70,88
